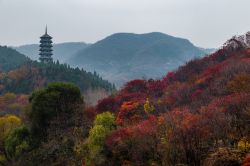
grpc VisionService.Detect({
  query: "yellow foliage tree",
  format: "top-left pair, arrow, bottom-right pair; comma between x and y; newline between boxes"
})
0,115 -> 22,142
144,98 -> 154,114
227,73 -> 250,93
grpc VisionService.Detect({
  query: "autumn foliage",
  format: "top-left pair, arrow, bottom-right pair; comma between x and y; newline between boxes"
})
91,46 -> 250,165
1,39 -> 250,165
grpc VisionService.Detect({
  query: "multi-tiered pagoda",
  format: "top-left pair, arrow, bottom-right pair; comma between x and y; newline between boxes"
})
39,26 -> 53,63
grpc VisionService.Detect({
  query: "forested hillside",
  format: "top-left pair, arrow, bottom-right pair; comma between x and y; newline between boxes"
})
0,45 -> 115,117
0,61 -> 115,95
89,35 -> 250,165
0,46 -> 30,71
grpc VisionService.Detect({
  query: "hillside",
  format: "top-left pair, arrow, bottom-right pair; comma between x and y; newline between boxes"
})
69,32 -> 210,86
0,61 -> 115,95
0,46 -> 115,115
0,46 -> 30,71
14,42 -> 90,63
90,33 -> 250,165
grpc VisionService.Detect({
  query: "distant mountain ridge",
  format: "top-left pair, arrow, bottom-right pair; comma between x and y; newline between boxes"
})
14,42 -> 90,63
13,32 -> 214,87
69,32 -> 212,87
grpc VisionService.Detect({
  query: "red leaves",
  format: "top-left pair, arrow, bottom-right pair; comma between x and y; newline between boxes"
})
106,115 -> 158,149
122,79 -> 147,94
242,154 -> 250,166
91,43 -> 250,165
202,63 -> 223,78
132,115 -> 157,136
190,89 -> 203,99
163,71 -> 175,84
96,96 -> 116,113
147,79 -> 166,97
116,101 -> 141,126
222,93 -> 250,112
105,127 -> 132,148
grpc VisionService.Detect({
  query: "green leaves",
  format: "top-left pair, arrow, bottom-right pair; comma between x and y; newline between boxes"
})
5,126 -> 30,159
85,112 -> 115,165
28,82 -> 84,143
94,112 -> 115,130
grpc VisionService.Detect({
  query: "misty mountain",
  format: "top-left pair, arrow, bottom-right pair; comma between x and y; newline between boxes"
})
14,42 -> 90,63
69,32 -> 210,87
0,46 -> 30,71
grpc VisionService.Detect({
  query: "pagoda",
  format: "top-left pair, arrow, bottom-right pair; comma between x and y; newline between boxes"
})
39,26 -> 53,63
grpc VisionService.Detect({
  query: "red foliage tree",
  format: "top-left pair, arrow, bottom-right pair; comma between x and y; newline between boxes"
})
242,154 -> 250,166
96,96 -> 116,113
121,79 -> 147,94
190,89 -> 203,100
147,79 -> 166,97
115,101 -> 143,126
106,116 -> 159,165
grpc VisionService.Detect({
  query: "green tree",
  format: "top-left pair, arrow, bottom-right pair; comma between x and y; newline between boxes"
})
28,82 -> 83,144
4,126 -> 30,159
85,112 -> 115,165
0,115 -> 22,163
94,112 -> 115,130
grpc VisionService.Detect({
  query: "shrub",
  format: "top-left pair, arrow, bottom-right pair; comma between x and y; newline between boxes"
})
5,126 -> 30,159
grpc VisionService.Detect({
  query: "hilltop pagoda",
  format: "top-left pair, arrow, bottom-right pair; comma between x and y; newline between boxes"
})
39,26 -> 53,63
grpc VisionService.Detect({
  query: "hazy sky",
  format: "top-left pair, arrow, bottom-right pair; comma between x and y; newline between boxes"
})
1,0 -> 250,48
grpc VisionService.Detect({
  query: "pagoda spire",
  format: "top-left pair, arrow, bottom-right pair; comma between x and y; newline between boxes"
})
45,25 -> 47,35
39,26 -> 53,63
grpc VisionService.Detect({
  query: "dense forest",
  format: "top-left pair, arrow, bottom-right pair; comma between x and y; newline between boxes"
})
0,46 -> 29,72
0,61 -> 115,94
0,38 -> 249,165
0,46 -> 114,95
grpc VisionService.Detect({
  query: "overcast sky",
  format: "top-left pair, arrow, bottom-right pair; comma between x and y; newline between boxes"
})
0,0 -> 250,48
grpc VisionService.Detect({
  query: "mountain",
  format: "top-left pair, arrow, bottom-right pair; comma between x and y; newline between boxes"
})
0,46 -> 30,71
69,32 -> 208,87
14,42 -> 90,63
91,33 -> 250,165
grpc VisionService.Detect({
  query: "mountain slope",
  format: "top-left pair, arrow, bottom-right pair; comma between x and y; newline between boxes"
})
0,61 -> 115,95
14,42 -> 90,63
0,46 -> 30,71
92,33 -> 250,165
69,32 -> 207,86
